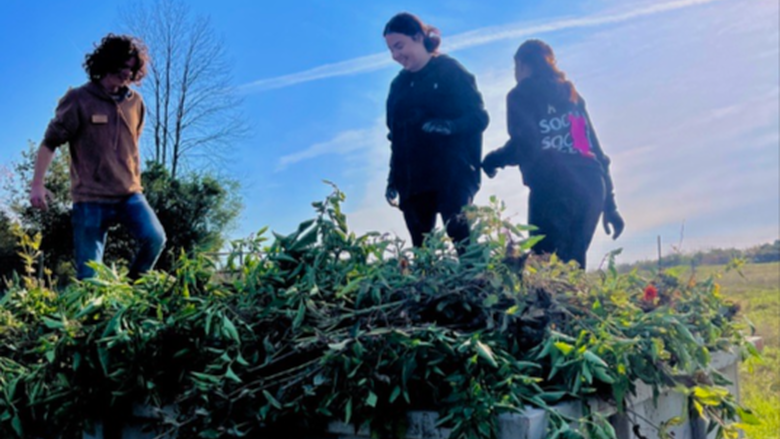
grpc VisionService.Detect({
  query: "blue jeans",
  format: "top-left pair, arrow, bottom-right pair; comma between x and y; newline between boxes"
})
72,193 -> 166,280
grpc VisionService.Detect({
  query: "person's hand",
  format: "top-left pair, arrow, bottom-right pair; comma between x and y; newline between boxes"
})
30,183 -> 52,211
385,185 -> 399,208
482,163 -> 498,179
603,209 -> 624,239
482,152 -> 499,178
421,119 -> 455,136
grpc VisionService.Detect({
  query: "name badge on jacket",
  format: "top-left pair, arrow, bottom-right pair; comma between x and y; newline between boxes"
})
91,114 -> 108,124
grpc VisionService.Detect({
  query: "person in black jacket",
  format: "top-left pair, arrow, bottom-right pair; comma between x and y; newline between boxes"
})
383,12 -> 489,253
482,39 -> 624,269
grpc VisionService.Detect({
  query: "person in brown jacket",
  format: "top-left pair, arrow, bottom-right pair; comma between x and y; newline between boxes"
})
29,34 -> 166,280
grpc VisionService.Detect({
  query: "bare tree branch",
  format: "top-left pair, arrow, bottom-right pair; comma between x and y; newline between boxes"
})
120,0 -> 249,178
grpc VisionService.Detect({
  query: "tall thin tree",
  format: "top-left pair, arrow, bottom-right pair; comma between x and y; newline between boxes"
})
121,0 -> 248,178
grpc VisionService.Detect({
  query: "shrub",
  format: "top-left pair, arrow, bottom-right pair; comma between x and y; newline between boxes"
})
0,189 -> 760,439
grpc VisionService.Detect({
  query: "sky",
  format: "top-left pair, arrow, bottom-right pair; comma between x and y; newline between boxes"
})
0,0 -> 777,266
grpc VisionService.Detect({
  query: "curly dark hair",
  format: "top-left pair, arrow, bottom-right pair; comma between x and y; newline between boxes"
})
83,34 -> 149,84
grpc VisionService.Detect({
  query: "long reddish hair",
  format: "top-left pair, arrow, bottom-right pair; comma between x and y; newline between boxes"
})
515,39 -> 578,103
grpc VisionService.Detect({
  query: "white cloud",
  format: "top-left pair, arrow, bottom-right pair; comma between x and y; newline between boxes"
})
277,127 -> 380,170
240,0 -> 723,93
443,0 -> 722,52
240,54 -> 392,94
286,0 -> 779,265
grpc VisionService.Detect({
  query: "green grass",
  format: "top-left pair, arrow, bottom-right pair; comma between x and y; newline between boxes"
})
696,262 -> 780,439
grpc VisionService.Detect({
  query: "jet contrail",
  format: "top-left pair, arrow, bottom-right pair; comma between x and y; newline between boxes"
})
241,0 -> 721,93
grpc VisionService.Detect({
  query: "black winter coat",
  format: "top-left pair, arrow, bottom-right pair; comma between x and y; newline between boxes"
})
386,55 -> 489,205
483,78 -> 618,211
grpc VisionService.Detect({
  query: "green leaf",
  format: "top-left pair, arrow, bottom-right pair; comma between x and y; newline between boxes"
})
592,366 -> 615,384
337,278 -> 363,298
222,315 -> 240,342
199,429 -> 220,439
74,296 -> 103,319
520,235 -> 545,251
42,316 -> 64,329
101,311 -> 122,338
293,302 -> 306,329
366,391 -> 378,408
263,390 -> 282,409
693,386 -> 729,406
191,372 -> 221,384
695,346 -> 711,366
538,391 -> 567,403
674,320 -> 698,345
592,299 -> 605,316
736,407 -> 761,426
554,342 -> 574,356
204,310 -> 214,336
97,347 -> 110,375
328,339 -> 350,351
583,350 -> 608,368
291,227 -> 318,251
581,362 -> 593,384
12,414 -> 22,437
225,366 -> 242,383
389,386 -> 401,403
235,352 -> 250,367
296,218 -> 316,234
344,398 -> 353,424
535,338 -> 554,360
475,340 -> 498,368
72,352 -> 81,372
665,416 -> 685,427
482,294 -> 499,307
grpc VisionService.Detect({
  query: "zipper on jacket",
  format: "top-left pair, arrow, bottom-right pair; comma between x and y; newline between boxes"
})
114,102 -> 121,150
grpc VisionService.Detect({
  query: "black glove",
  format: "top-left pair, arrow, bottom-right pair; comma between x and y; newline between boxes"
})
421,119 -> 455,136
385,185 -> 399,208
481,151 -> 500,178
603,209 -> 624,239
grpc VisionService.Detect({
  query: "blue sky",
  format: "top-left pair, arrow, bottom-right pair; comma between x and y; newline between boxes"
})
0,0 -> 777,265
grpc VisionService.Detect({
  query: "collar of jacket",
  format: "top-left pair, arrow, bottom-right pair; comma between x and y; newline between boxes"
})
85,81 -> 135,103
398,53 -> 449,80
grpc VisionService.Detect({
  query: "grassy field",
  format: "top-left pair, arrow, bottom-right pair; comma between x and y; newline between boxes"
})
695,262 -> 779,439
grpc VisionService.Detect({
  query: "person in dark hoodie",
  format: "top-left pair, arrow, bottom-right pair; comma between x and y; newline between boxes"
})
383,12 -> 489,253
482,39 -> 624,269
30,34 -> 166,281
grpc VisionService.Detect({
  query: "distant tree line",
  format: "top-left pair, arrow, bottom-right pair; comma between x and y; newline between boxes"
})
618,240 -> 780,272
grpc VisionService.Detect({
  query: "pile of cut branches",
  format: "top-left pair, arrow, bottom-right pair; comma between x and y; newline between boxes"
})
0,188 -> 760,439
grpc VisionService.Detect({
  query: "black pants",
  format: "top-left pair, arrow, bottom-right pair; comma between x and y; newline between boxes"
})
401,191 -> 471,252
528,169 -> 605,269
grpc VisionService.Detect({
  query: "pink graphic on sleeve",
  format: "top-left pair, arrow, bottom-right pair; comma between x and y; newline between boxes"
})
568,114 -> 595,158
